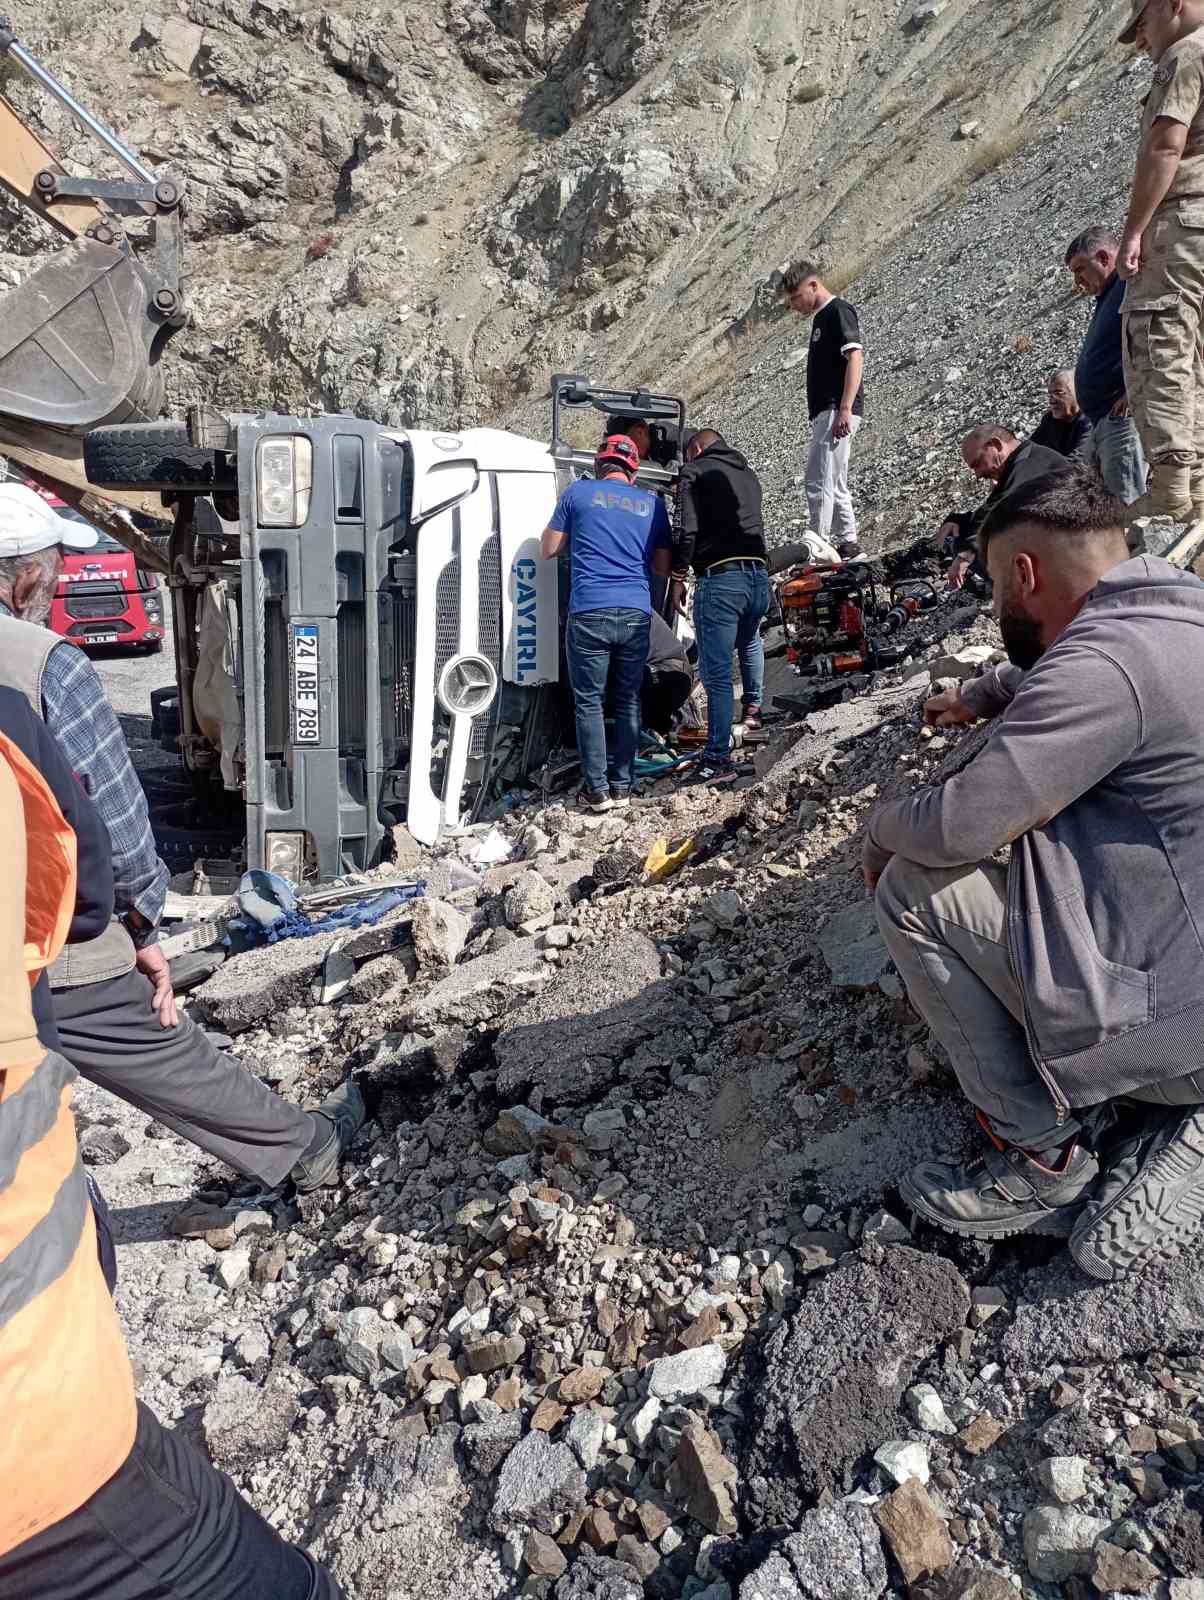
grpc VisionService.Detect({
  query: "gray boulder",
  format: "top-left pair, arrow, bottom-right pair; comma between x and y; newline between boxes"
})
503,870 -> 556,928
494,933 -> 698,1105
490,1429 -> 586,1534
1004,1242 -> 1204,1369
818,901 -> 894,992
743,1247 -> 970,1522
555,1552 -> 644,1600
410,897 -> 470,971
741,1553 -> 803,1600
783,1502 -> 889,1597
463,1413 -> 523,1477
202,1375 -> 299,1469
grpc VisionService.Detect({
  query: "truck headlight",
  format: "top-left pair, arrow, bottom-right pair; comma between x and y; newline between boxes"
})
265,830 -> 306,882
257,437 -> 313,528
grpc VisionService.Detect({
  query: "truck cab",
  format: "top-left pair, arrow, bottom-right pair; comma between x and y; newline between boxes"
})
79,380 -> 685,882
47,497 -> 165,654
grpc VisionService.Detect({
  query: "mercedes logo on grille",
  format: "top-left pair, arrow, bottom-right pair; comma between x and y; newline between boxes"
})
438,653 -> 498,718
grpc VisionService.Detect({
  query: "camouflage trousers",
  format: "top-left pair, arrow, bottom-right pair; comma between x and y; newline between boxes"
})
1123,200 -> 1204,508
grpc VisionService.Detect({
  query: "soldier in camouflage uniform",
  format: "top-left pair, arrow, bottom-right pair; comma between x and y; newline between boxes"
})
1118,0 -> 1204,523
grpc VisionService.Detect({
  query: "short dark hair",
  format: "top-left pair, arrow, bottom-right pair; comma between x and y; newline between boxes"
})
978,464 -> 1126,556
689,428 -> 724,456
782,259 -> 821,293
1064,225 -> 1120,265
605,413 -> 648,437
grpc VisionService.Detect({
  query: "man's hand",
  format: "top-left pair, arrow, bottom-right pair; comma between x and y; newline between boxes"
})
1118,231 -> 1143,281
669,577 -> 689,618
136,942 -> 179,1029
862,834 -> 892,896
833,406 -> 855,441
1111,394 -> 1130,419
947,552 -> 972,591
924,685 -> 978,728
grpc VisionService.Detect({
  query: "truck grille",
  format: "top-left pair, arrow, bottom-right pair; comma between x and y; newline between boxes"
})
337,603 -> 367,755
390,558 -> 417,748
264,600 -> 288,757
433,556 -> 461,690
65,593 -> 126,620
472,533 -> 502,756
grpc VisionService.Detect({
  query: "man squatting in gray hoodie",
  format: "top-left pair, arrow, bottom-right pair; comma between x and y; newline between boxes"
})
863,463 -> 1204,1281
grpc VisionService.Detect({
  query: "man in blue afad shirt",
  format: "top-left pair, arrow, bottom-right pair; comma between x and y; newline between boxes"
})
1064,226 -> 1148,510
542,436 -> 672,812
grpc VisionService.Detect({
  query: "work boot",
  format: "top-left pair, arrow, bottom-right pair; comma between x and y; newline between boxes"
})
1070,1102 -> 1204,1281
290,1077 -> 367,1192
1136,462 -> 1194,523
900,1134 -> 1098,1241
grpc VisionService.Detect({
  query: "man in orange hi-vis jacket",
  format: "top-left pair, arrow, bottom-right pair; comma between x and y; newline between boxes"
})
0,735 -> 343,1600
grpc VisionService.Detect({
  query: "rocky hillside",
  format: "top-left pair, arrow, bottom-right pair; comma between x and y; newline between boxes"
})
1,0 -> 1146,545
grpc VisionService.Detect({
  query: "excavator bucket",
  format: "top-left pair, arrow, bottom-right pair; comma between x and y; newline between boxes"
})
0,52 -> 183,439
0,235 -> 167,431
0,40 -> 177,556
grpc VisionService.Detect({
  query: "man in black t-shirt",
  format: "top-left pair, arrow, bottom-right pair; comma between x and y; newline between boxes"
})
783,260 -> 865,558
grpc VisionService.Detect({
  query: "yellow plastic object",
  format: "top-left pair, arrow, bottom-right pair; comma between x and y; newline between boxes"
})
643,836 -> 695,882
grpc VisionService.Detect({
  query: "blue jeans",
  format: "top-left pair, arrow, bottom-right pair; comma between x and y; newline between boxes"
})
694,565 -> 771,763
566,608 -> 651,796
1083,413 -> 1147,506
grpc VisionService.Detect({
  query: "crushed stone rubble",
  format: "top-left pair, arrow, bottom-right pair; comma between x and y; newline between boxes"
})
73,613 -> 1204,1600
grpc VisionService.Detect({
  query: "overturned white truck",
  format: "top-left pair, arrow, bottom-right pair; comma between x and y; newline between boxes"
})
82,382 -> 684,879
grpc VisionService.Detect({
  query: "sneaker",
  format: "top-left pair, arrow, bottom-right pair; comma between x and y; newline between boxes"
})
578,790 -> 614,814
900,1134 -> 1098,1241
1070,1102 -> 1204,1281
741,704 -> 764,733
608,791 -> 632,811
290,1077 -> 367,1192
684,758 -> 738,784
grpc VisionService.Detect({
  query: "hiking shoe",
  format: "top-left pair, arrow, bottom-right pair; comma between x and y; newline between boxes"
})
578,789 -> 614,814
741,704 -> 764,733
900,1138 -> 1098,1241
291,1077 -> 367,1193
1070,1102 -> 1204,1281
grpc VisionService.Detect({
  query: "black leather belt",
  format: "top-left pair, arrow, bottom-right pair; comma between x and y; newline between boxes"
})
700,557 -> 768,576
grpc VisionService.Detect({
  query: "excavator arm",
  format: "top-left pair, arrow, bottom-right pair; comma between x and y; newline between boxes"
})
0,21 -> 185,538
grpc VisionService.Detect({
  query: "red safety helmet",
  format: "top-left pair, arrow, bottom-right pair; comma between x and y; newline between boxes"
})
595,434 -> 640,478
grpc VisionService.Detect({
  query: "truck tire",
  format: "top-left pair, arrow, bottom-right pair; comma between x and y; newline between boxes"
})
84,422 -> 236,493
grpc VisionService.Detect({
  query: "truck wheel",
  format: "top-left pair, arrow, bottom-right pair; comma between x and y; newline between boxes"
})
84,422 -> 237,493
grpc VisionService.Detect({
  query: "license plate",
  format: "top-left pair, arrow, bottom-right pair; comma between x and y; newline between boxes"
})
291,624 -> 320,744
87,632 -> 118,644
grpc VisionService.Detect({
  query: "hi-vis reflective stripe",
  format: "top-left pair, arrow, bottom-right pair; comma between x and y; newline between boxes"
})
0,1050 -> 75,1194
0,1152 -> 87,1334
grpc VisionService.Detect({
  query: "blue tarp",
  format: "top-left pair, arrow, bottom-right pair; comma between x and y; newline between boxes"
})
229,870 -> 426,948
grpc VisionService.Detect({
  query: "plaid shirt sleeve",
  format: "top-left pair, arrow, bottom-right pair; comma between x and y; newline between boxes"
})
39,642 -> 169,941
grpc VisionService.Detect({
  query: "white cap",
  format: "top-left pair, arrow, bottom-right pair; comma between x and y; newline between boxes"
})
0,483 -> 99,558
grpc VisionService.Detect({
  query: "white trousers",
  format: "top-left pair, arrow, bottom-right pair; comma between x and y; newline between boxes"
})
805,408 -> 861,541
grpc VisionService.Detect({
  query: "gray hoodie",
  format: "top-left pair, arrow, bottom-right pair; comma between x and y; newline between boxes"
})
868,557 -> 1204,1113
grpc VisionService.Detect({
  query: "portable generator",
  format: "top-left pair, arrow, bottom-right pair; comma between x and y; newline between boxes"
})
778,563 -> 938,677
